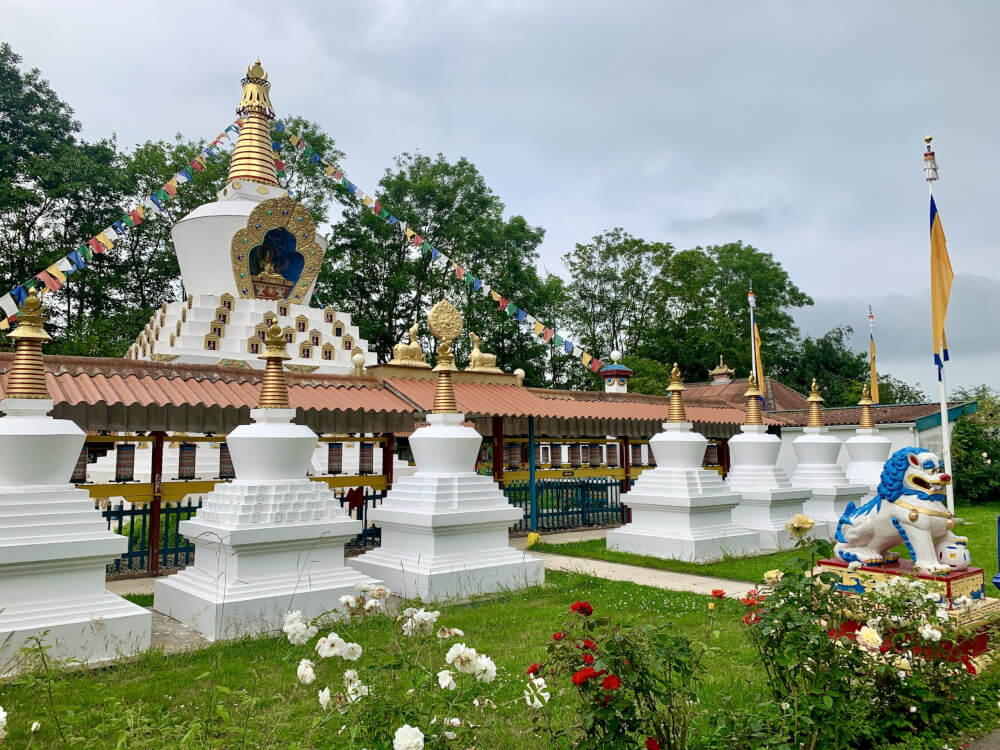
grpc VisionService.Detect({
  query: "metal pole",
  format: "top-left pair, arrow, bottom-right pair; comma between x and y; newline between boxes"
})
149,431 -> 165,577
381,432 -> 395,495
528,416 -> 538,532
492,415 -> 505,489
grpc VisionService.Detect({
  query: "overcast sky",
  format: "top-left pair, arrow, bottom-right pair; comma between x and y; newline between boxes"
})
5,0 -> 999,393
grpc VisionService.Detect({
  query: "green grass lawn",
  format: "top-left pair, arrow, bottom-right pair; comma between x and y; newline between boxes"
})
533,502 -> 1000,586
0,571 -> 761,749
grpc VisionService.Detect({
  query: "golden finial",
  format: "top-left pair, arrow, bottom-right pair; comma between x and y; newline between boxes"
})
744,373 -> 763,426
5,288 -> 52,400
466,332 -> 502,373
924,134 -> 933,145
428,300 -> 463,414
807,377 -> 825,428
227,60 -> 279,188
257,324 -> 290,409
858,383 -> 875,429
666,362 -> 687,423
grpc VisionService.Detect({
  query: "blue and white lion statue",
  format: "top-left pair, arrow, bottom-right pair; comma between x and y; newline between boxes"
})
834,446 -> 969,573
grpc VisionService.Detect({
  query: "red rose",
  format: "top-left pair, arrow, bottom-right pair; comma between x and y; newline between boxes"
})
582,638 -> 598,651
711,589 -> 725,599
743,612 -> 760,625
582,653 -> 595,665
552,631 -> 565,641
570,600 -> 594,616
572,667 -> 598,685
601,674 -> 622,691
646,739 -> 662,750
526,663 -> 541,676
740,596 -> 758,607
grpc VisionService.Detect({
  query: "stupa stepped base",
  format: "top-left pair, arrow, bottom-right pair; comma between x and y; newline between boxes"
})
197,479 -> 339,525
349,471 -> 542,601
732,487 -> 811,551
803,485 -> 870,537
607,522 -> 759,562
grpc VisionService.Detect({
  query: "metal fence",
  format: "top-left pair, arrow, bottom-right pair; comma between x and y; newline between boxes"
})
504,477 -> 624,532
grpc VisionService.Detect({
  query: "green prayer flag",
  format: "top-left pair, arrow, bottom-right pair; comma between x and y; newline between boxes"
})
506,304 -> 518,317
79,244 -> 93,261
122,215 -> 135,228
553,334 -> 563,347
303,146 -> 314,158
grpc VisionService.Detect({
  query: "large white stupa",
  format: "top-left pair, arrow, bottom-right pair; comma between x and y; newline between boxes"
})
126,61 -> 374,374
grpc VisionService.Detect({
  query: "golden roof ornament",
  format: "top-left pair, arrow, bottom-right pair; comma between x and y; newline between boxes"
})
227,59 -> 279,188
807,377 -> 825,428
744,373 -> 763,426
5,288 -> 52,400
666,362 -> 687,423
466,332 -> 503,373
388,323 -> 430,368
428,300 -> 462,414
257,324 -> 290,409
708,354 -> 735,379
858,383 -> 875,430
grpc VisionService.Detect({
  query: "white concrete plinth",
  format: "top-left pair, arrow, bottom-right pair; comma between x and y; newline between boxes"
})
845,429 -> 892,490
153,409 -> 378,641
607,422 -> 759,562
790,426 -> 871,536
727,425 -> 810,550
0,399 -> 151,668
349,413 -> 543,601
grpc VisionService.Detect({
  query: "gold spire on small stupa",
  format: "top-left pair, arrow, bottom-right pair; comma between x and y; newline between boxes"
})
427,300 -> 463,414
666,362 -> 687,423
227,60 -> 279,188
5,289 -> 52,400
858,383 -> 875,429
744,373 -> 763,426
806,377 -> 825,428
257,324 -> 291,409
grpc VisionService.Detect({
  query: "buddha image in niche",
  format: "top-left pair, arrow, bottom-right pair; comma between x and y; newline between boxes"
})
249,227 -> 305,285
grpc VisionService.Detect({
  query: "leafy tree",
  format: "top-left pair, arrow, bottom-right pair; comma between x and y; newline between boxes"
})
875,374 -> 927,405
773,326 -> 867,407
317,153 -> 550,382
271,116 -> 347,225
948,385 -> 1000,504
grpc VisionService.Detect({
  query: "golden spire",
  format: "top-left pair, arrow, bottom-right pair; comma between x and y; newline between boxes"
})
5,289 -> 52,399
806,377 -> 825,428
666,362 -> 687,423
744,373 -> 763,426
858,383 -> 875,429
227,60 -> 279,188
427,300 -> 463,414
257,324 -> 291,409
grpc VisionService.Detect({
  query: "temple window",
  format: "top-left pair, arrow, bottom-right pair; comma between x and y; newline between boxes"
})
204,333 -> 220,351
324,308 -> 336,323
343,336 -> 354,350
334,321 -> 344,337
296,315 -> 308,332
212,325 -> 223,336
248,341 -> 260,354
283,326 -> 295,344
299,343 -> 312,359
322,345 -> 333,360
220,293 -> 234,311
264,313 -> 276,326
278,305 -> 288,317
310,330 -> 321,346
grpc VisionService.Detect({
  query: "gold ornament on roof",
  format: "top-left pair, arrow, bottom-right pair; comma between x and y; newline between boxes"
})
807,377 -> 825,428
744,373 -> 763,426
708,354 -> 735,378
258,324 -> 291,409
858,383 -> 875,429
466,332 -> 502,373
5,288 -> 52,399
227,59 -> 278,188
388,323 -> 430,368
428,300 -> 462,414
666,362 -> 687,423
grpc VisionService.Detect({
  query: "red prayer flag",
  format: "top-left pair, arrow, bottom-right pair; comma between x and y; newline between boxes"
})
413,234 -> 424,246
333,170 -> 343,180
35,270 -> 60,292
373,202 -> 381,214
128,209 -> 143,227
542,328 -> 554,342
87,238 -> 106,255
499,297 -> 509,311
162,181 -> 177,198
454,264 -> 466,279
590,357 -> 602,373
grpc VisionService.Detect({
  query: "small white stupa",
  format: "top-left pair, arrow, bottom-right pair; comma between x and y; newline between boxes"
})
606,364 -> 758,562
349,300 -> 543,600
844,384 -> 892,489
0,291 -> 151,666
790,379 -> 869,535
727,375 -> 810,550
153,325 -> 379,640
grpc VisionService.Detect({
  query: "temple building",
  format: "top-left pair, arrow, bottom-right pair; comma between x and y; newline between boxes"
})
125,61 -> 373,374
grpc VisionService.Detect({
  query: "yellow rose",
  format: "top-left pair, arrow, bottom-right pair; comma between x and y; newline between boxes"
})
857,625 -> 882,652
764,569 -> 783,584
785,514 -> 816,540
525,532 -> 540,549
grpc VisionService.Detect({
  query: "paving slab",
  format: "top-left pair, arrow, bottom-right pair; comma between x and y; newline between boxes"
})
107,577 -> 156,596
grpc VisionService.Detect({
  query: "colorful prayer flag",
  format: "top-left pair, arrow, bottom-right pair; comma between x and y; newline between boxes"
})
0,294 -> 17,319
930,195 -> 953,375
47,264 -> 66,283
35,270 -> 60,292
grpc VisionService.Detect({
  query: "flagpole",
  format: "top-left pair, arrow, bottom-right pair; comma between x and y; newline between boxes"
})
748,283 -> 757,384
925,135 -> 955,513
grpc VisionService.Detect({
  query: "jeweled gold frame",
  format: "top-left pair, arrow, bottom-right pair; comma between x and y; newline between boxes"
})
230,196 -> 324,302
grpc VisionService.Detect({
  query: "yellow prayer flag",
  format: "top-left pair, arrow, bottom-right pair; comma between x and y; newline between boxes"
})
289,134 -> 300,147
869,335 -> 880,404
490,290 -> 501,302
929,196 -> 953,368
325,165 -> 335,176
47,264 -> 66,283
96,232 -> 114,250
362,196 -> 374,207
533,321 -> 545,335
581,352 -> 592,366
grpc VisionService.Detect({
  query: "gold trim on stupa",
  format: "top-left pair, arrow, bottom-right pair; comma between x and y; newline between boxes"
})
744,373 -> 763,426
5,288 -> 52,399
858,383 -> 875,429
258,324 -> 291,409
666,362 -> 687,423
807,377 -> 825,428
428,300 -> 463,414
227,60 -> 279,188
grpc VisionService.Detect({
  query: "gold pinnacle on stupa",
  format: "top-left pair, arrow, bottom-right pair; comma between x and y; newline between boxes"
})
5,288 -> 52,400
666,362 -> 687,423
227,60 -> 279,188
858,383 -> 875,429
427,300 -> 463,414
806,377 -> 825,428
257,324 -> 291,409
744,373 -> 763,426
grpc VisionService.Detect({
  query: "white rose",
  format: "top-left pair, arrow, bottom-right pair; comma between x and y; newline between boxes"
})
919,623 -> 942,642
371,585 -> 391,599
316,634 -> 347,659
318,687 -> 332,711
393,723 -> 425,750
847,561 -> 861,572
445,643 -> 478,673
437,627 -> 465,639
0,705 -> 7,740
341,642 -> 363,661
297,658 -> 316,685
31,720 -> 40,733
438,669 -> 457,690
339,594 -> 358,609
857,625 -> 882,652
355,582 -> 375,593
364,598 -> 384,613
473,653 -> 497,683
